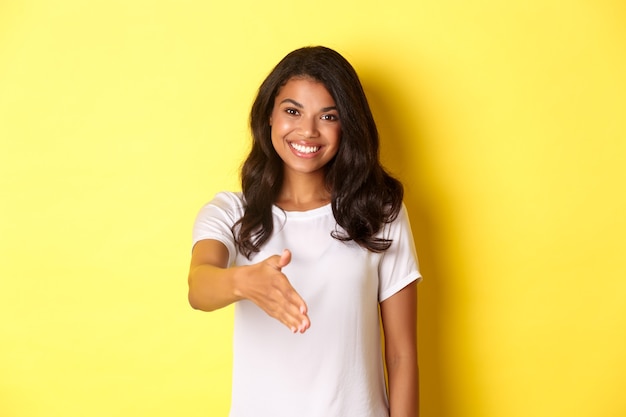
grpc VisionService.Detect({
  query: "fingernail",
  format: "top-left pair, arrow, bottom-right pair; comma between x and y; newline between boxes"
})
291,326 -> 297,333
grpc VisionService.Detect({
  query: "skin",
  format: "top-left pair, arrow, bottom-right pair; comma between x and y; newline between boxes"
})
381,281 -> 419,416
188,76 -> 418,415
269,76 -> 342,211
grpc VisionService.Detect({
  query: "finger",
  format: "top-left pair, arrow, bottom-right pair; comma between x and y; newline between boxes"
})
298,315 -> 311,333
285,293 -> 310,333
277,249 -> 291,269
283,309 -> 310,334
269,288 -> 308,333
265,250 -> 290,271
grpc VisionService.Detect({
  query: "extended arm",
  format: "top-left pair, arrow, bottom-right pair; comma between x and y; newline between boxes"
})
187,239 -> 310,333
380,280 -> 419,417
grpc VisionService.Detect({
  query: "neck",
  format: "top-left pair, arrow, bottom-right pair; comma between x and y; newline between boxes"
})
275,171 -> 330,211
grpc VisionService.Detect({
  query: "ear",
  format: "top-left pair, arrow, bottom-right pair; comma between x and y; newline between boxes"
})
269,116 -> 272,126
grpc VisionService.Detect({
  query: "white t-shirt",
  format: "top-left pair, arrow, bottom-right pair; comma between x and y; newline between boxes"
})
192,192 -> 421,417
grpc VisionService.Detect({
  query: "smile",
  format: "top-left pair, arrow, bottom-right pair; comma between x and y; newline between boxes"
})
289,142 -> 321,154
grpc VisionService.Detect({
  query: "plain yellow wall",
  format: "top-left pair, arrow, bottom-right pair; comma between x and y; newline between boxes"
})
1,1 -> 625,416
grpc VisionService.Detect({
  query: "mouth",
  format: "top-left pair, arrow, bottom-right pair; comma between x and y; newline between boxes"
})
289,142 -> 321,155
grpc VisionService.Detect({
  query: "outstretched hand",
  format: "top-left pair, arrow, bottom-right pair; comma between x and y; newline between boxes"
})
243,249 -> 310,333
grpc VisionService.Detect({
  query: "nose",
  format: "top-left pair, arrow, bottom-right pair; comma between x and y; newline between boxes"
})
298,116 -> 319,138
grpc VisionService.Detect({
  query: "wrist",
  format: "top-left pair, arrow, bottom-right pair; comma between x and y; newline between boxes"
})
231,265 -> 249,301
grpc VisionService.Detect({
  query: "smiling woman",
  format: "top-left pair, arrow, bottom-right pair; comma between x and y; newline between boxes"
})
187,46 -> 422,417
2,2 -> 625,417
270,77 -> 342,184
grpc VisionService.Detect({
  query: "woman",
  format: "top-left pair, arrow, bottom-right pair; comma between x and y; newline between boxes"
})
188,46 -> 421,417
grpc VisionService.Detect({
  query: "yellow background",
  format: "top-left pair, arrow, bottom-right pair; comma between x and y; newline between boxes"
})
1,1 -> 625,416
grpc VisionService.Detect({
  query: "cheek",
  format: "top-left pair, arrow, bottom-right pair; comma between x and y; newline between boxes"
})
271,117 -> 294,135
328,126 -> 342,145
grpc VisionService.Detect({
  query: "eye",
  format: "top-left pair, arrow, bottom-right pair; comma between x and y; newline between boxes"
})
285,108 -> 299,116
321,113 -> 339,121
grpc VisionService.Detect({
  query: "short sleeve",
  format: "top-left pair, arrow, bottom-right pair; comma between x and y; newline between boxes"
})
192,192 -> 245,266
378,203 -> 422,302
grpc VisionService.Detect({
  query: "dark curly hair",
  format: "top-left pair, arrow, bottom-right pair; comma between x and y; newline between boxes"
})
234,46 -> 403,258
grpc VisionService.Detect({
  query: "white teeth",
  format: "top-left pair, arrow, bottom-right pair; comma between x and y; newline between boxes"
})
290,143 -> 320,154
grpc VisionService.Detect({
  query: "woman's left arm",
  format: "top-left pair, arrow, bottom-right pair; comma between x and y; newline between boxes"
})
380,280 -> 419,417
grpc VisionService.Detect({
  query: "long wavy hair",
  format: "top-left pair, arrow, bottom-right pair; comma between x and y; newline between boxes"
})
234,46 -> 403,258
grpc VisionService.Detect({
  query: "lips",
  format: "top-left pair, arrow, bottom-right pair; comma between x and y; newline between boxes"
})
289,142 -> 321,154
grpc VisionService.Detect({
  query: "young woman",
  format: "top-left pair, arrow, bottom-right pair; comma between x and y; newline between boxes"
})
188,46 -> 421,417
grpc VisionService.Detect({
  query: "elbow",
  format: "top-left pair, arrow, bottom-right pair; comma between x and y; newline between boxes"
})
187,286 -> 211,312
187,272 -> 208,311
188,292 -> 203,311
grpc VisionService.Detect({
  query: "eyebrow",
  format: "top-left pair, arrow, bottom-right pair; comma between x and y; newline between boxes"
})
279,98 -> 337,112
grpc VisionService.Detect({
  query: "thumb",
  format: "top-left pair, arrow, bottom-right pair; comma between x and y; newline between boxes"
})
277,249 -> 291,269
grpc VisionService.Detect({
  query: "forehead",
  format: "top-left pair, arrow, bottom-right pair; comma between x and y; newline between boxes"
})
275,77 -> 334,101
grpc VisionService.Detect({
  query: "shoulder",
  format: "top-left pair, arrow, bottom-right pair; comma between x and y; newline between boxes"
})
209,191 -> 245,210
192,192 -> 245,250
378,202 -> 412,237
195,191 -> 245,224
396,202 -> 411,226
